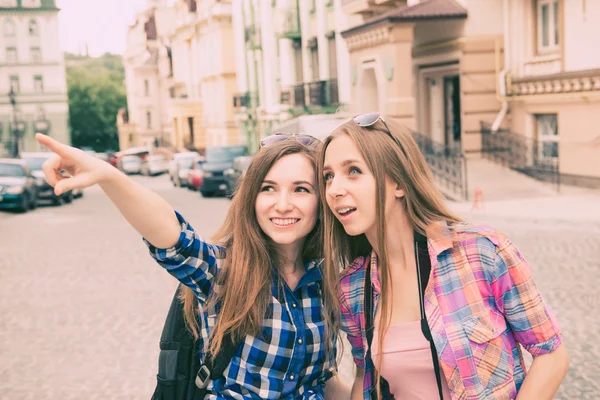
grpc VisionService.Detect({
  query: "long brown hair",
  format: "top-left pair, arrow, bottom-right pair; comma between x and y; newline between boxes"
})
181,139 -> 338,362
317,117 -> 462,398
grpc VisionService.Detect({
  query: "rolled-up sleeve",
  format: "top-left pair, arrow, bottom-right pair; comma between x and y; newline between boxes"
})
491,238 -> 562,356
144,211 -> 226,304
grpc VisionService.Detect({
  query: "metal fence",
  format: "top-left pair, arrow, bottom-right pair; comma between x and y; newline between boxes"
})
412,130 -> 469,201
480,122 -> 560,191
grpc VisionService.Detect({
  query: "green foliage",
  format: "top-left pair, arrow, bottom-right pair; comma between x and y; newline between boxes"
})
66,53 -> 126,152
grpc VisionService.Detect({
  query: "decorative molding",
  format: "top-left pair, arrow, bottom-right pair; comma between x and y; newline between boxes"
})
345,25 -> 391,52
509,69 -> 600,96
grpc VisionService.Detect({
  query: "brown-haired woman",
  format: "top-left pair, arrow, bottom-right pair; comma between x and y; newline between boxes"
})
35,133 -> 344,399
318,113 -> 568,400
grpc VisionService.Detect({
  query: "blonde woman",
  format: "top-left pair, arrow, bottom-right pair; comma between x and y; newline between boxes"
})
318,113 -> 568,399
36,133 -> 344,399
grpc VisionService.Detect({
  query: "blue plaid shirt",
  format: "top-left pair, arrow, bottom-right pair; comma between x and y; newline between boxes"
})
145,212 -> 335,399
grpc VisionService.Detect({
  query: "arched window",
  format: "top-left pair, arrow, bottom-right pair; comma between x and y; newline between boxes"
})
29,19 -> 39,36
4,19 -> 15,37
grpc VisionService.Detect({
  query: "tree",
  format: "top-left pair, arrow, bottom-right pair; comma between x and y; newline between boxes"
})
66,53 -> 126,152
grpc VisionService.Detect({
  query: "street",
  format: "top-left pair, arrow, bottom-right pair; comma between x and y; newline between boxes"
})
0,175 -> 599,399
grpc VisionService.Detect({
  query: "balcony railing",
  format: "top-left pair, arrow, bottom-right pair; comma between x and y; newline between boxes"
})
233,92 -> 250,108
292,84 -> 305,108
275,7 -> 301,39
480,122 -> 560,191
307,79 -> 339,108
412,131 -> 468,201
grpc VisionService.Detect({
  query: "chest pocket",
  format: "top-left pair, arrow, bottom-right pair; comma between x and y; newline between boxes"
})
462,311 -> 514,391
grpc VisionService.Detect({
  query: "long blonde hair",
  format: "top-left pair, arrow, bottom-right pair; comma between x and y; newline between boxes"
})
181,140 -> 338,361
317,117 -> 462,398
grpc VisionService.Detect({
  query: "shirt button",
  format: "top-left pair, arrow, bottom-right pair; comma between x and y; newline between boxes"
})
297,338 -> 303,344
291,303 -> 297,308
289,374 -> 295,381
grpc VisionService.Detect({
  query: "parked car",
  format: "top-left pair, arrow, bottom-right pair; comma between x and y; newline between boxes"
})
224,155 -> 253,197
119,155 -> 143,174
0,159 -> 38,212
95,152 -> 110,162
168,152 -> 200,187
200,145 -> 247,197
20,152 -> 77,203
186,158 -> 206,191
141,155 -> 168,176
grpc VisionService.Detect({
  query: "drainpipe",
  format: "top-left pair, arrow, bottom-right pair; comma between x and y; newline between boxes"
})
491,0 -> 510,132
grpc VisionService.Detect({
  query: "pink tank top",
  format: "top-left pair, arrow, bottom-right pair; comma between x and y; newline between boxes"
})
371,320 -> 452,399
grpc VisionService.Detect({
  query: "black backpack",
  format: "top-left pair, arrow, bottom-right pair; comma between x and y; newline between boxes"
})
152,284 -> 242,400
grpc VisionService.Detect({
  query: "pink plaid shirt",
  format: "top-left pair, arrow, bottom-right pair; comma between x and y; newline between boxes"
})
339,225 -> 562,399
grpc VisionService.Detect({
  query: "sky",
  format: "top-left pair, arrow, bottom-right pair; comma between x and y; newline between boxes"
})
56,0 -> 164,56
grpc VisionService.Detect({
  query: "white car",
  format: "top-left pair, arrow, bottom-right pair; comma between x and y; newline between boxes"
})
142,155 -> 168,176
119,155 -> 142,174
168,152 -> 200,187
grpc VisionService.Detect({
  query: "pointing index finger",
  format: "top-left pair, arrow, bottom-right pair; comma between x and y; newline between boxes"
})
35,133 -> 72,158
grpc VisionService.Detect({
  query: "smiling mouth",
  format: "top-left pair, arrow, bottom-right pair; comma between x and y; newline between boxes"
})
337,207 -> 356,217
270,218 -> 300,227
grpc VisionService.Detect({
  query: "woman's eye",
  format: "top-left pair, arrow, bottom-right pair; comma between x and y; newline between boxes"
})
323,173 -> 333,181
349,167 -> 362,175
295,186 -> 310,193
260,185 -> 275,192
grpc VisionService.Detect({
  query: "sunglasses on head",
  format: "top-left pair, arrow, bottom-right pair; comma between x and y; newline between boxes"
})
352,112 -> 407,156
259,133 -> 321,149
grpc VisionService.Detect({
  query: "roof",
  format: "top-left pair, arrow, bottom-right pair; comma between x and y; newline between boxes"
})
342,0 -> 467,37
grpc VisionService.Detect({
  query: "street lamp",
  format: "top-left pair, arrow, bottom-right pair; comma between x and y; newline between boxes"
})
34,109 -> 50,136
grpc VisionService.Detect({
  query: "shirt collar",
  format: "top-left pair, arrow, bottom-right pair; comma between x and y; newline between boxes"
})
426,221 -> 455,257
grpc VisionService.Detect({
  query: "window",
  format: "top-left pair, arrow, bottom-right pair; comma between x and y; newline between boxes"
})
535,114 -> 558,161
34,75 -> 43,93
9,75 -> 19,93
310,45 -> 319,81
31,47 -> 41,63
0,1 -> 18,7
22,0 -> 41,7
6,47 -> 17,64
146,111 -> 152,129
537,0 -> 559,54
4,18 -> 14,36
144,79 -> 149,96
29,19 -> 39,36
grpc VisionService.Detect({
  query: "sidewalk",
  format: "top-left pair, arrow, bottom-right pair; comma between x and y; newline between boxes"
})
449,189 -> 600,223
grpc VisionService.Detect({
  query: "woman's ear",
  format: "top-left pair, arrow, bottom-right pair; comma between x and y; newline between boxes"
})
395,184 -> 405,199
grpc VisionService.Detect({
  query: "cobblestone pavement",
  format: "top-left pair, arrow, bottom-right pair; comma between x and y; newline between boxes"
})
0,175 -> 598,399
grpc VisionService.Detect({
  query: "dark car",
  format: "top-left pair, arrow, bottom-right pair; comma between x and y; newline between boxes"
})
21,152 -> 74,205
199,145 -> 247,197
224,156 -> 253,198
0,159 -> 38,212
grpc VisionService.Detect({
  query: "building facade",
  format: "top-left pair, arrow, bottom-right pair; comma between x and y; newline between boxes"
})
0,0 -> 69,157
121,0 -> 174,150
232,0 -> 352,152
122,0 -> 240,153
341,0 -> 600,188
502,0 -> 600,187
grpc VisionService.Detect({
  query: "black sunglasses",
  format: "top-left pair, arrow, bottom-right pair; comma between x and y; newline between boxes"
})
259,133 -> 320,149
352,112 -> 406,156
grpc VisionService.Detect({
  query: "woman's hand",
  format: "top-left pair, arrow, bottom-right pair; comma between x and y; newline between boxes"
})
36,133 -> 180,248
36,133 -> 118,196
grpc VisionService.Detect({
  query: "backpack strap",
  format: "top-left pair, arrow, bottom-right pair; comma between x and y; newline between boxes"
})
415,232 -> 444,400
194,331 -> 242,390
